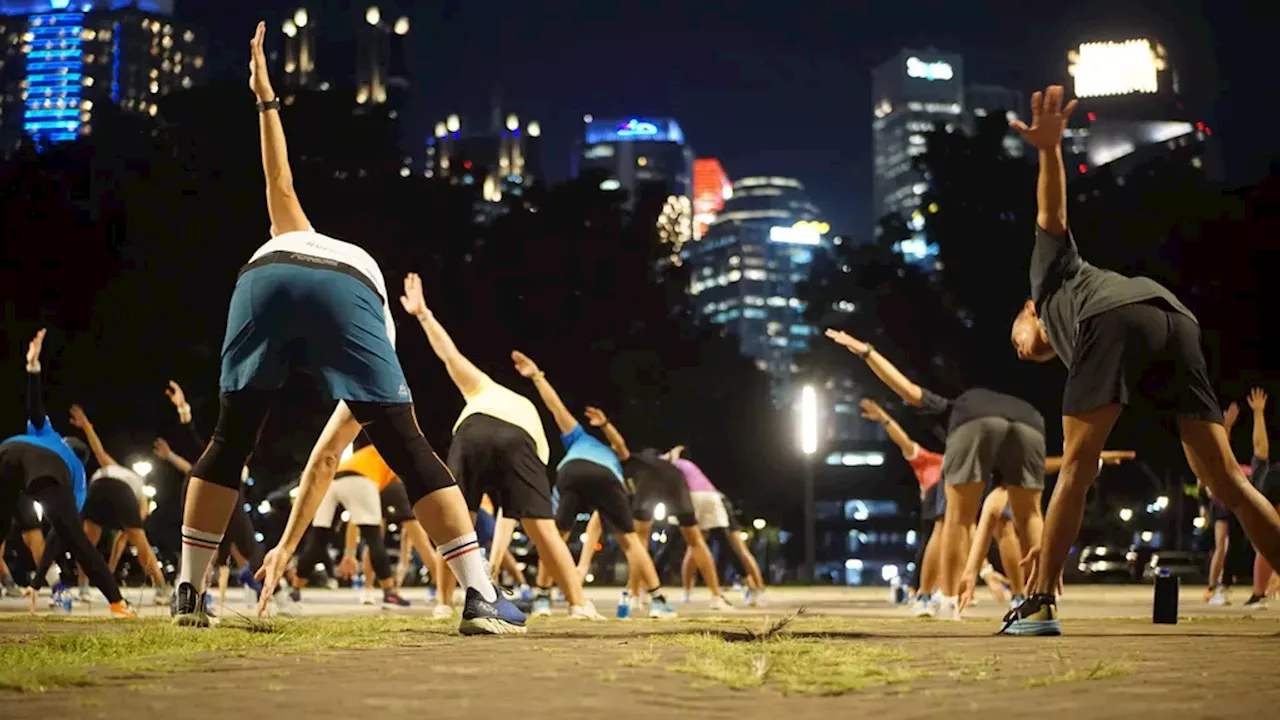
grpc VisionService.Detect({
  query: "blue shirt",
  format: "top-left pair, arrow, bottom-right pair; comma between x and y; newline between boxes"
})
557,424 -> 624,481
2,416 -> 88,509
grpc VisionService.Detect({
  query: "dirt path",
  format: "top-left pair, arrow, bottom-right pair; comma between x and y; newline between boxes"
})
4,616 -> 1278,719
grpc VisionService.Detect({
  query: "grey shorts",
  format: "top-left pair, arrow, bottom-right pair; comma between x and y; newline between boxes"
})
942,417 -> 1046,490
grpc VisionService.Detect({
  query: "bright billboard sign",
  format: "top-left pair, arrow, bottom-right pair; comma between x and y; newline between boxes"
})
769,221 -> 829,246
1069,39 -> 1166,98
905,56 -> 953,82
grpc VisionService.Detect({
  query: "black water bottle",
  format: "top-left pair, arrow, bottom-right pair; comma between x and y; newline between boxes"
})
1153,568 -> 1179,625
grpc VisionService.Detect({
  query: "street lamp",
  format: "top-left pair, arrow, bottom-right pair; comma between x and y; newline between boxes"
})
1119,507 -> 1134,522
132,460 -> 153,477
799,385 -> 819,583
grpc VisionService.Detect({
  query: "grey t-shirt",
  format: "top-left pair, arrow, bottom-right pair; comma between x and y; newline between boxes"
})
1029,226 -> 1196,367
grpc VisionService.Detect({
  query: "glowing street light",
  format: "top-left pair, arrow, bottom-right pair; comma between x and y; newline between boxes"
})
142,485 -> 157,498
393,16 -> 410,35
365,6 -> 380,26
1193,516 -> 1207,529
446,114 -> 460,133
282,19 -> 297,37
798,384 -> 820,582
527,121 -> 541,138
1140,530 -> 1154,543
1119,507 -> 1134,522
752,518 -> 766,531
1154,495 -> 1170,510
800,385 -> 818,455
132,460 -> 153,477
293,9 -> 309,28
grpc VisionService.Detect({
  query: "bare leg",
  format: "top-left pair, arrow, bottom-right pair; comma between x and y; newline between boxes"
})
629,519 -> 652,596
1029,405 -> 1122,595
401,519 -> 440,589
940,483 -> 985,599
680,525 -> 724,596
22,529 -> 45,574
107,533 -> 128,574
615,532 -> 661,592
523,518 -> 587,607
920,519 -> 944,595
576,513 -> 603,579
727,530 -> 764,591
489,514 -> 518,583
993,521 -> 1025,596
1003,487 -> 1042,596
1208,520 -> 1229,592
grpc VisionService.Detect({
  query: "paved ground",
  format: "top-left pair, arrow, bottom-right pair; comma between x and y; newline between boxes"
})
3,585 -> 1278,719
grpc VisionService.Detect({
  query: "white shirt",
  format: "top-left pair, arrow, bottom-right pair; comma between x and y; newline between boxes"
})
92,465 -> 147,507
248,229 -> 396,346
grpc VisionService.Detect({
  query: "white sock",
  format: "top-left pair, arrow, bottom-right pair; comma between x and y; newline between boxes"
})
179,526 -> 224,593
437,532 -> 496,602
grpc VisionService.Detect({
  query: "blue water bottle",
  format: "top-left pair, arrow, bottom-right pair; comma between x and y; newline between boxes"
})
59,587 -> 73,615
616,590 -> 631,620
353,573 -> 365,592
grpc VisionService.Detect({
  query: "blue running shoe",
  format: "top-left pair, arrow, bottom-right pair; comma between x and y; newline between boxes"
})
238,565 -> 264,600
459,586 -> 527,635
998,594 -> 1060,636
381,589 -> 411,609
531,595 -> 552,617
172,582 -> 211,627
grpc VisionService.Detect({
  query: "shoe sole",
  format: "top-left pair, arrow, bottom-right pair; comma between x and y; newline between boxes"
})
999,619 -> 1061,636
173,613 -> 211,628
458,617 -> 528,635
380,602 -> 411,610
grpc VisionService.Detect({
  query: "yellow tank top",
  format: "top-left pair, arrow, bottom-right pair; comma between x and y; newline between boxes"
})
453,375 -> 550,464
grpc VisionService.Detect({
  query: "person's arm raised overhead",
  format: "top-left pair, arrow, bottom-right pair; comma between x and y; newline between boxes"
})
24,329 -> 47,429
512,351 -> 577,434
1248,388 -> 1269,461
584,407 -> 630,461
825,329 -> 924,406
68,405 -> 118,468
399,272 -> 486,397
1011,85 -> 1077,238
249,21 -> 309,236
859,399 -> 918,457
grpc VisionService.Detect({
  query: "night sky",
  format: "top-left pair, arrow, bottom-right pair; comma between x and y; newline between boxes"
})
177,0 -> 1262,235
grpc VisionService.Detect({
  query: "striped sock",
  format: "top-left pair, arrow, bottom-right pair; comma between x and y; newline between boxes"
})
438,532 -> 496,603
179,526 -> 224,593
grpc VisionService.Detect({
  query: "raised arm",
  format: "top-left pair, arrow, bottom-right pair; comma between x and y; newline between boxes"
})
825,329 -> 923,406
858,398 -> 916,456
164,380 -> 206,453
1248,388 -> 1269,461
399,273 -> 487,397
68,405 -> 117,468
249,22 -> 310,236
154,438 -> 193,476
512,351 -> 577,434
584,407 -> 630,461
1011,85 -> 1077,237
24,329 -> 47,429
1044,450 -> 1135,475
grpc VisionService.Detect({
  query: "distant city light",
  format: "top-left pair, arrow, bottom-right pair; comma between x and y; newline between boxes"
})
1193,516 -> 1207,529
881,564 -> 900,581
799,385 -> 819,455
1140,530 -> 1154,543
282,19 -> 297,38
446,114 -> 460,132
1155,495 -> 1170,510
258,500 -> 272,515
653,502 -> 667,522
599,179 -> 620,191
752,518 -> 766,530
844,558 -> 863,570
615,118 -> 659,137
1069,39 -> 1165,98
1119,507 -> 1134,522
365,6 -> 381,26
393,17 -> 410,35
293,8 -> 309,28
142,485 -> 157,498
527,121 -> 541,137
132,461 -> 153,477
905,56 -> 953,82
506,113 -> 519,132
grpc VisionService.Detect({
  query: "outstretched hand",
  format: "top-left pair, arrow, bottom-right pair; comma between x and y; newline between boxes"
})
68,404 -> 90,430
957,574 -> 978,613
859,398 -> 888,423
825,328 -> 869,355
1224,401 -> 1240,428
26,329 -> 46,371
584,406 -> 608,427
1010,85 -> 1078,150
153,438 -> 172,460
1102,450 -> 1137,465
511,351 -> 539,378
1248,387 -> 1268,412
248,21 -> 273,101
255,545 -> 293,618
399,273 -> 430,319
165,380 -> 186,409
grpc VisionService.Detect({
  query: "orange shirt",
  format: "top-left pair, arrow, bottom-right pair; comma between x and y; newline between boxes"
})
338,446 -> 397,491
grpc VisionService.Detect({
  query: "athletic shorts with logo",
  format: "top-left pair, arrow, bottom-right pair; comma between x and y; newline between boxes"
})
448,414 -> 554,520
219,254 -> 411,404
554,460 -> 634,535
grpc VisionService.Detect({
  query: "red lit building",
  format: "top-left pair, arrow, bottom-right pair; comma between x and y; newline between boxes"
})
692,158 -> 732,240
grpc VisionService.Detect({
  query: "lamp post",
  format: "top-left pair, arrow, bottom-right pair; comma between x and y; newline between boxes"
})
799,385 -> 819,583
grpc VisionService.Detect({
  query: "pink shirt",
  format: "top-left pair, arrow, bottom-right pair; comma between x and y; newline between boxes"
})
673,458 -> 717,493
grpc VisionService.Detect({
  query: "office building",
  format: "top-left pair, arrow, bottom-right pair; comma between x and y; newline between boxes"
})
279,7 -> 318,92
575,116 -> 694,210
967,83 -> 1025,158
692,158 -> 731,241
355,5 -> 409,111
870,48 -> 964,267
1,0 -> 206,146
425,109 -> 542,222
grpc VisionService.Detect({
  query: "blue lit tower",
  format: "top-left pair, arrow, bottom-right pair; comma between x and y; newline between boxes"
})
0,1 -> 206,147
575,116 -> 693,210
681,176 -> 829,408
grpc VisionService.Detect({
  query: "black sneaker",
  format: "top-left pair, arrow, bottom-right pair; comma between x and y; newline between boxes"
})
459,586 -> 527,635
997,594 -> 1061,636
1242,594 -> 1269,611
171,582 -> 211,628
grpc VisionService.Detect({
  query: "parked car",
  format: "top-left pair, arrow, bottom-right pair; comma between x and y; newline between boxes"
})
1077,545 -> 1139,582
1142,550 -> 1205,582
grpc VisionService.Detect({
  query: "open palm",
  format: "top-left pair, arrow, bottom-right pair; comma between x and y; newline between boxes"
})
1011,85 -> 1078,150
511,351 -> 539,378
399,273 -> 429,319
584,407 -> 608,427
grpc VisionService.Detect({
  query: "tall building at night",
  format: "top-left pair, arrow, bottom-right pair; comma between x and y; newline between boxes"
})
870,47 -> 964,267
279,8 -> 319,92
0,0 -> 206,147
967,83 -> 1025,158
692,158 -> 731,240
575,116 -> 694,210
425,108 -> 543,222
682,176 -> 828,407
354,5 -> 409,112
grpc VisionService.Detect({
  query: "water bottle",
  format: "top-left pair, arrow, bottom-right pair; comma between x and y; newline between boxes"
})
519,583 -> 533,602
426,585 -> 438,604
890,576 -> 905,605
353,573 -> 366,604
59,587 -> 73,615
616,590 -> 631,620
1153,568 -> 1178,625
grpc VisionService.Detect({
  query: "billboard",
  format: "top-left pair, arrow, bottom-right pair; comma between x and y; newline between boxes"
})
769,221 -> 829,246
905,56 -> 953,82
692,158 -> 732,240
585,117 -> 686,145
1069,39 -> 1167,98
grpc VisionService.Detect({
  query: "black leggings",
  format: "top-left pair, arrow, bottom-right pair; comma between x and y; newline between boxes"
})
706,527 -> 748,580
910,516 -> 938,591
25,479 -> 124,604
295,524 -> 393,584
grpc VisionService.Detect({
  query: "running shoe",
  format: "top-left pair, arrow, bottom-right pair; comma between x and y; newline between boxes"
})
910,594 -> 936,618
648,597 -> 678,619
709,594 -> 736,611
458,586 -> 527,635
154,583 -> 173,606
1242,594 -> 1268,611
48,582 -> 68,609
935,595 -> 960,620
0,576 -> 21,598
109,600 -> 136,619
568,602 -> 606,620
381,589 -> 411,609
1207,590 -> 1228,606
998,594 -> 1061,636
425,586 -> 438,605
172,582 -> 211,628
272,587 -> 302,618
238,565 -> 264,600
432,603 -> 455,620
530,596 -> 552,617
681,590 -> 692,604
1009,594 -> 1027,611
749,589 -> 767,608
77,580 -> 91,603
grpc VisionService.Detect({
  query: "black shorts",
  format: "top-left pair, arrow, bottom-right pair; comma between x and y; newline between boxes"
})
555,460 -> 634,535
380,481 -> 415,523
1063,301 -> 1222,423
921,483 -> 945,521
81,478 -> 143,530
13,493 -> 42,532
448,414 -> 554,520
1209,499 -> 1232,524
0,441 -> 70,492
1252,460 -> 1280,506
719,494 -> 743,532
631,481 -> 698,527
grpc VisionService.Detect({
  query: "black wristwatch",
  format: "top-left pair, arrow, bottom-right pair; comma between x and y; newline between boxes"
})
858,344 -> 874,358
256,97 -> 282,112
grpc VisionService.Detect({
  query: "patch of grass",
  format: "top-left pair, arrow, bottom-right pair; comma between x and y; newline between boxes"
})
618,643 -> 660,668
950,653 -> 1001,683
0,615 -> 451,693
1023,659 -> 1131,688
657,633 -> 918,696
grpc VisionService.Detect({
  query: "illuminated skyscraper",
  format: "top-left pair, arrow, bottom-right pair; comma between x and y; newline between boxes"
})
870,47 -> 963,267
692,158 -> 731,240
575,116 -> 693,210
1,1 -> 206,146
355,5 -> 409,111
279,7 -> 318,91
425,108 -> 542,222
967,83 -> 1025,158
